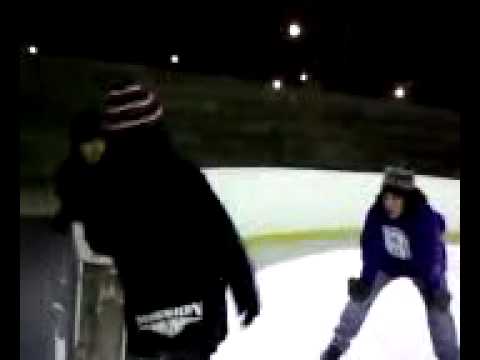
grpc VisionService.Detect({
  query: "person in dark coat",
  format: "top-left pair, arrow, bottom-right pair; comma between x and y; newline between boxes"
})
321,166 -> 459,360
54,80 -> 260,360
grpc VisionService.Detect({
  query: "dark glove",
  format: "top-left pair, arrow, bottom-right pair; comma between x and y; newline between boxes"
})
427,288 -> 451,312
239,301 -> 260,327
51,213 -> 70,235
348,277 -> 371,302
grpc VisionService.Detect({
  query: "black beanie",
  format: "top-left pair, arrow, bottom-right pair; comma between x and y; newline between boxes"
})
382,166 -> 415,192
69,109 -> 103,146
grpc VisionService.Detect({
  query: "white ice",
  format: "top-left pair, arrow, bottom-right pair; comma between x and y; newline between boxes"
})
213,245 -> 460,360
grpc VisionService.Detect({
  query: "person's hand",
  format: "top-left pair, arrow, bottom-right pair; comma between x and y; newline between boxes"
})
240,302 -> 260,327
51,213 -> 69,235
427,288 -> 451,312
348,277 -> 371,302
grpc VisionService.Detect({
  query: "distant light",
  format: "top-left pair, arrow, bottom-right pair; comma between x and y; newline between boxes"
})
299,72 -> 309,82
288,23 -> 302,38
394,86 -> 406,99
27,45 -> 38,55
170,54 -> 179,64
272,79 -> 283,91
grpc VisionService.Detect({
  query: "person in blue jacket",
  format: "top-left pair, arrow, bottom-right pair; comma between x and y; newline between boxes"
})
321,166 -> 459,360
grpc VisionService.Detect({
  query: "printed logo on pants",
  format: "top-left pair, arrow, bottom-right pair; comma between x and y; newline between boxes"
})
382,225 -> 412,260
135,302 -> 203,338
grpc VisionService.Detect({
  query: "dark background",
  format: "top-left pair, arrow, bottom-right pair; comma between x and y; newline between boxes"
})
19,2 -> 461,204
19,2 -> 460,111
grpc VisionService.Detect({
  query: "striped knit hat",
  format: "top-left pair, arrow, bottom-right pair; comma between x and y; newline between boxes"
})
102,81 -> 164,131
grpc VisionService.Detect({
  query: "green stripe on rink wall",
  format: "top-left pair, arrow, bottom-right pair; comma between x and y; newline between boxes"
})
245,228 -> 460,248
20,187 -> 460,246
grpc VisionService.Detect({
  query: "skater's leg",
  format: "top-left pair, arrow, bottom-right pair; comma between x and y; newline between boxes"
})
414,278 -> 459,360
329,272 -> 392,353
165,350 -> 211,360
127,350 -> 210,360
427,307 -> 459,360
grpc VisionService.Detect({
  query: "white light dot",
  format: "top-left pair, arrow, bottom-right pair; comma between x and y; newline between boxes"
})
394,86 -> 406,99
300,72 -> 309,82
272,79 -> 283,91
28,45 -> 38,55
288,23 -> 302,38
170,54 -> 179,64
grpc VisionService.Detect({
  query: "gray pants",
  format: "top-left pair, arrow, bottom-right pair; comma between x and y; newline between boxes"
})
330,272 -> 459,360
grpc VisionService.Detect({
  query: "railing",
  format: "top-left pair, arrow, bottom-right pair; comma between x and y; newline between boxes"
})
71,222 -> 126,360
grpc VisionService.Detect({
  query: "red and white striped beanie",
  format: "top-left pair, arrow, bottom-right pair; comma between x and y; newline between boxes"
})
102,82 -> 164,131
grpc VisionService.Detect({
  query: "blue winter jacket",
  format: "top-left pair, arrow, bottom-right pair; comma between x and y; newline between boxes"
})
360,201 -> 446,293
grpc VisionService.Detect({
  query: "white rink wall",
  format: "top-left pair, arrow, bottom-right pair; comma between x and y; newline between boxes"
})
202,168 -> 460,237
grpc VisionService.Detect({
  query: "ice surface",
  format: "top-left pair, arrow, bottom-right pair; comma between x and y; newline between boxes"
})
213,245 -> 460,360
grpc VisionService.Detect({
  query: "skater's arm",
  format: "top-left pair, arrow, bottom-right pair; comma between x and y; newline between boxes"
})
52,159 -> 83,234
188,170 -> 260,325
417,211 -> 446,293
54,158 -> 112,255
207,191 -> 259,323
360,208 -> 380,286
224,231 -> 260,323
219,210 -> 259,319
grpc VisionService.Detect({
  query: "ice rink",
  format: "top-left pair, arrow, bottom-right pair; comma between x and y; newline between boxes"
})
213,245 -> 460,360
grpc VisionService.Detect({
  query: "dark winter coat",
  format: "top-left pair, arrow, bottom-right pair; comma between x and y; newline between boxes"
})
54,122 -> 259,356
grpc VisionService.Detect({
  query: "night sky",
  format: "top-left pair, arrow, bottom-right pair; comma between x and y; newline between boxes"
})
20,2 -> 460,112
